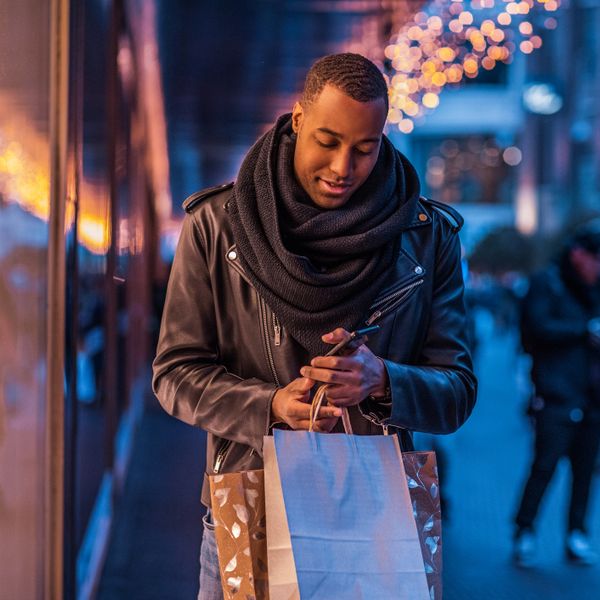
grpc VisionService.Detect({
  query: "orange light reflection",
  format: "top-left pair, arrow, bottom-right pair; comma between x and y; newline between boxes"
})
0,92 -> 110,255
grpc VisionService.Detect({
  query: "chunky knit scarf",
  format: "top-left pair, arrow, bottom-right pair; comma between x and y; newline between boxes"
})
229,114 -> 420,358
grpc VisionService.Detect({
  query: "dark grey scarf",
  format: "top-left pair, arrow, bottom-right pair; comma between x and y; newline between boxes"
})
229,113 -> 420,357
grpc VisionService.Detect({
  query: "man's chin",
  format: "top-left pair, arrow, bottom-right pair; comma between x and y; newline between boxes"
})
309,190 -> 352,209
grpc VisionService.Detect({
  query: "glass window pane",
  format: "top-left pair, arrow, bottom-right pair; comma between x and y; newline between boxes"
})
0,1 -> 52,596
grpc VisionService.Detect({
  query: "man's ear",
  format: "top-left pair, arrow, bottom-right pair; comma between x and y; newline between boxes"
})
291,101 -> 304,133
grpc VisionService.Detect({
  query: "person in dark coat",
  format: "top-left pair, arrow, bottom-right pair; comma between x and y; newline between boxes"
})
514,225 -> 600,567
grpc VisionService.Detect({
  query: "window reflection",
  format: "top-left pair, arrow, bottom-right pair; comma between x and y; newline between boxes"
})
0,6 -> 51,594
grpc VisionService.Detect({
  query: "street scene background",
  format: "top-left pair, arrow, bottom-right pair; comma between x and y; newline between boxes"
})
1,0 -> 600,597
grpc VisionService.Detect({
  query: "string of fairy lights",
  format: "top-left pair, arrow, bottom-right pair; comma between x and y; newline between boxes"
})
385,0 -> 562,133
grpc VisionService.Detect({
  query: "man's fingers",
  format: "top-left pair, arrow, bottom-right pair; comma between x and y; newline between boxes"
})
300,366 -> 355,385
322,327 -> 351,344
315,405 -> 343,418
290,402 -> 342,419
288,376 -> 314,392
310,355 -> 354,370
287,400 -> 312,419
324,386 -> 354,401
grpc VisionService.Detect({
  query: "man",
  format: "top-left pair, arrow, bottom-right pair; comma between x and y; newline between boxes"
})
153,53 -> 476,598
515,226 -> 600,567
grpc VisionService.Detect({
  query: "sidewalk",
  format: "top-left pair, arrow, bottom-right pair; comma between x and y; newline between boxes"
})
442,310 -> 600,599
97,401 -> 206,599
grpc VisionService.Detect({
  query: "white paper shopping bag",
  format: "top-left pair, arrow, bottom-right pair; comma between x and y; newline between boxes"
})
264,428 -> 429,599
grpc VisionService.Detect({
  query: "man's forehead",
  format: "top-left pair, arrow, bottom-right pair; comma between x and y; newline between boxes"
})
303,85 -> 387,138
316,126 -> 381,143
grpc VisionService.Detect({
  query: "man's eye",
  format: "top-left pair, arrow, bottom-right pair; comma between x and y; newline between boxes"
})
355,147 -> 374,156
316,140 -> 336,148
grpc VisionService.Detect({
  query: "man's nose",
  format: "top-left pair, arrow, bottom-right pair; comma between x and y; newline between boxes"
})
330,149 -> 353,180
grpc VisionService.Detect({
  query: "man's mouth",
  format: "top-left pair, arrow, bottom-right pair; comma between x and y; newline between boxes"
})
318,178 -> 352,196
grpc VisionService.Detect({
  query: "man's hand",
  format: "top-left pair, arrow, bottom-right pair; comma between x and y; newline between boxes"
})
300,328 -> 388,407
271,377 -> 342,432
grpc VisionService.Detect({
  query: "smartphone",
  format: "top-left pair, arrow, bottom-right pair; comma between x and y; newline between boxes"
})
323,325 -> 380,357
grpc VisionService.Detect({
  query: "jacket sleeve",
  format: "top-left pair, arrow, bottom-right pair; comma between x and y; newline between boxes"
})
363,224 -> 477,434
152,213 -> 277,453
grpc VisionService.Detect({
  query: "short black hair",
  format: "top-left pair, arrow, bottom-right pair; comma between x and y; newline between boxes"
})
301,53 -> 389,111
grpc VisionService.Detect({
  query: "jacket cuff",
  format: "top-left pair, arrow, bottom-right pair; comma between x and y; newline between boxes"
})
358,359 -> 393,426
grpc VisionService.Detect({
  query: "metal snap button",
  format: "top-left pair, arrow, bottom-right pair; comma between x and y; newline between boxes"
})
418,213 -> 427,222
227,250 -> 237,260
414,266 -> 423,275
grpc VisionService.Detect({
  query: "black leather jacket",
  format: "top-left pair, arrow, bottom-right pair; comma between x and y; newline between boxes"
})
152,184 -> 477,506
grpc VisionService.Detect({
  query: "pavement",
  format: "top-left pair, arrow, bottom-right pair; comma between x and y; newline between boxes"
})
98,309 -> 600,599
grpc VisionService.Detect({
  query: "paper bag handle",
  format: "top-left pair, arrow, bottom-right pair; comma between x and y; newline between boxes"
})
309,385 -> 353,434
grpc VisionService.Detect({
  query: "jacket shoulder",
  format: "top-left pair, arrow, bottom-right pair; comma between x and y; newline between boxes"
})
419,196 -> 464,233
182,182 -> 234,213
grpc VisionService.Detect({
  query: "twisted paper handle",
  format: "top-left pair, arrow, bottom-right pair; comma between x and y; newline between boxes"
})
309,385 -> 353,434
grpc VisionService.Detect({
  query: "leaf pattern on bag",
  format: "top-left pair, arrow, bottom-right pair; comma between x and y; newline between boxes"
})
209,469 -> 268,599
226,576 -> 242,594
404,451 -> 442,600
407,476 -> 419,488
214,487 -> 230,508
232,522 -> 241,539
425,535 -> 439,555
233,504 -> 249,523
225,555 -> 238,572
245,488 -> 259,509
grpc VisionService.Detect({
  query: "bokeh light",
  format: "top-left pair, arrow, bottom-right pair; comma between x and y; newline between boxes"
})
386,0 -> 562,134
503,146 -> 523,166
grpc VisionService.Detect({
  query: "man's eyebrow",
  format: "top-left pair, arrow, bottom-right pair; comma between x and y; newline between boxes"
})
316,127 -> 380,144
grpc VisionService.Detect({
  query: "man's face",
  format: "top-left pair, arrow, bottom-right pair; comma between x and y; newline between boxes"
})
291,84 -> 387,210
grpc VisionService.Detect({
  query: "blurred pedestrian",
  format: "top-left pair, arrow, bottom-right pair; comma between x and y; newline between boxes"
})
514,225 -> 600,567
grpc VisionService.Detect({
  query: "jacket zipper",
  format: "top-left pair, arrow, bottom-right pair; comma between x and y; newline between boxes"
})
213,439 -> 233,473
362,278 -> 422,431
272,313 -> 281,346
365,279 -> 424,326
259,297 -> 280,386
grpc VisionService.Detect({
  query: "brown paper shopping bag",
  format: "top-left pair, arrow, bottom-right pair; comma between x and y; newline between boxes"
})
403,450 -> 443,599
209,470 -> 269,599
